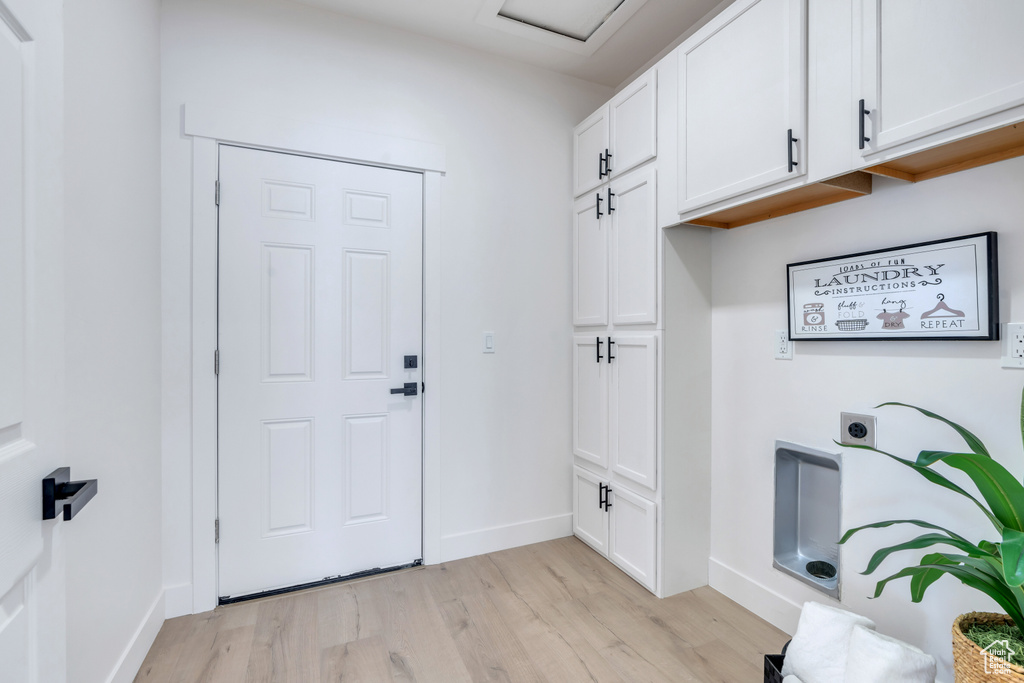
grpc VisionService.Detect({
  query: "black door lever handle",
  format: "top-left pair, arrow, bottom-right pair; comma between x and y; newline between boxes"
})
390,382 -> 418,396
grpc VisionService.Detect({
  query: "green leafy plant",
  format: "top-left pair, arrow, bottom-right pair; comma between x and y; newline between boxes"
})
839,387 -> 1024,631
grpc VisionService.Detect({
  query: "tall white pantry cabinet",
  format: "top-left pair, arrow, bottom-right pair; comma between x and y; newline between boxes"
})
570,55 -> 713,598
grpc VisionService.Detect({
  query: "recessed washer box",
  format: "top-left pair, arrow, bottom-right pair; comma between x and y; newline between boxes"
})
773,440 -> 842,599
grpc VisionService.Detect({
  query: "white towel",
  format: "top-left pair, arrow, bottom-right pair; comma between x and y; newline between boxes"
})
844,624 -> 936,683
783,677 -> 804,683
781,602 -> 876,683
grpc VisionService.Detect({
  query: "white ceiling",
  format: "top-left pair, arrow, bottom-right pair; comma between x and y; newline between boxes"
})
289,0 -> 727,88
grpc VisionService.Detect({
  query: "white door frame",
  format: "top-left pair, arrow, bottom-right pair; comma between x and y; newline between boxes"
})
184,104 -> 446,613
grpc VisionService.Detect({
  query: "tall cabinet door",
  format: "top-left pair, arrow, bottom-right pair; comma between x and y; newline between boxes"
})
573,192 -> 608,327
609,334 -> 657,492
573,467 -> 609,554
610,167 -> 657,326
608,485 -> 657,591
609,70 -> 657,179
574,108 -> 609,197
573,335 -> 609,469
857,0 -> 1024,155
678,0 -> 806,211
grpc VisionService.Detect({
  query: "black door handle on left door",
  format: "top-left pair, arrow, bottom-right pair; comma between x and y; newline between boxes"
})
390,382 -> 418,396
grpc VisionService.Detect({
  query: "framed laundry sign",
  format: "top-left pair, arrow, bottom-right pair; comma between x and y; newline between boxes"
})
787,232 -> 998,341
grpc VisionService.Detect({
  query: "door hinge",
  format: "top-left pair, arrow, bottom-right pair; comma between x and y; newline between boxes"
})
215,180 -> 220,206
214,349 -> 220,375
215,518 -> 220,543
421,382 -> 425,394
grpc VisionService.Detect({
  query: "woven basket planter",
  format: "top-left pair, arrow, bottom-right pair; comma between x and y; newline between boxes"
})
953,612 -> 1024,681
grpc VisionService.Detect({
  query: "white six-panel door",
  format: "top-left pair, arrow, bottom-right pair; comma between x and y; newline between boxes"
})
0,4 -> 65,680
217,145 -> 423,599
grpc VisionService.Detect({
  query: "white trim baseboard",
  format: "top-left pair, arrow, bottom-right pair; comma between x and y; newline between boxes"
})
708,557 -> 801,635
163,583 -> 192,620
107,590 -> 165,683
440,513 -> 573,563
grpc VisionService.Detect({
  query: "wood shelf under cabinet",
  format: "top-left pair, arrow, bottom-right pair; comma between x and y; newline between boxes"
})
865,121 -> 1024,183
685,172 -> 872,230
683,121 -> 1024,231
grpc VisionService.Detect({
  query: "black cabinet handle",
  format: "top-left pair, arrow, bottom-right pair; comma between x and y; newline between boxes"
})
599,152 -> 607,179
390,382 -> 418,396
605,149 -> 613,175
787,129 -> 798,172
596,336 -> 604,363
596,192 -> 603,219
859,99 -> 871,150
607,188 -> 615,213
598,482 -> 605,509
604,485 -> 613,511
43,468 -> 98,521
607,337 -> 615,362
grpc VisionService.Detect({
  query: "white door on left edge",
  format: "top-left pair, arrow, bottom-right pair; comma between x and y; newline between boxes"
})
0,5 -> 66,680
217,145 -> 423,599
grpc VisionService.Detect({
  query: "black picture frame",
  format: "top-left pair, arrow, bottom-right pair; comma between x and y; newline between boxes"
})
786,232 -> 998,341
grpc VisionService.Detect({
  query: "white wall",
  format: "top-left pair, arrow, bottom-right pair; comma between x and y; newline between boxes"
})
64,0 -> 164,680
160,0 -> 611,607
707,157 -> 1024,682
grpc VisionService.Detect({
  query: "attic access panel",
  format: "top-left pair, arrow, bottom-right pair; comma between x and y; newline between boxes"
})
498,0 -> 626,41
476,0 -> 649,56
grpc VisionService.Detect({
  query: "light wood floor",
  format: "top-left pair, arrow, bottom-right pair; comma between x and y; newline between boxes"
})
135,537 -> 788,682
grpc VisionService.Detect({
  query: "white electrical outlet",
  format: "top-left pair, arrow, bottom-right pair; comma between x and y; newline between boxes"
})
774,330 -> 793,360
1002,323 -> 1024,369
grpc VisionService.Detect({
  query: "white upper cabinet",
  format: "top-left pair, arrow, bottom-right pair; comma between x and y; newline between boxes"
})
573,191 -> 608,327
574,108 -> 610,198
574,166 -> 658,328
573,69 -> 657,197
678,0 -> 807,213
610,166 -> 657,326
856,0 -> 1024,159
608,71 -> 658,182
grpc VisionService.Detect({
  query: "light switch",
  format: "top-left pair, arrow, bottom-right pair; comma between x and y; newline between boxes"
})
483,332 -> 495,354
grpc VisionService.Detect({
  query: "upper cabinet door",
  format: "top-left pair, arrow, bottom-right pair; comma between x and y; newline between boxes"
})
609,70 -> 657,180
573,191 -> 608,327
857,0 -> 1024,156
678,0 -> 807,212
610,166 -> 657,326
574,107 -> 609,197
